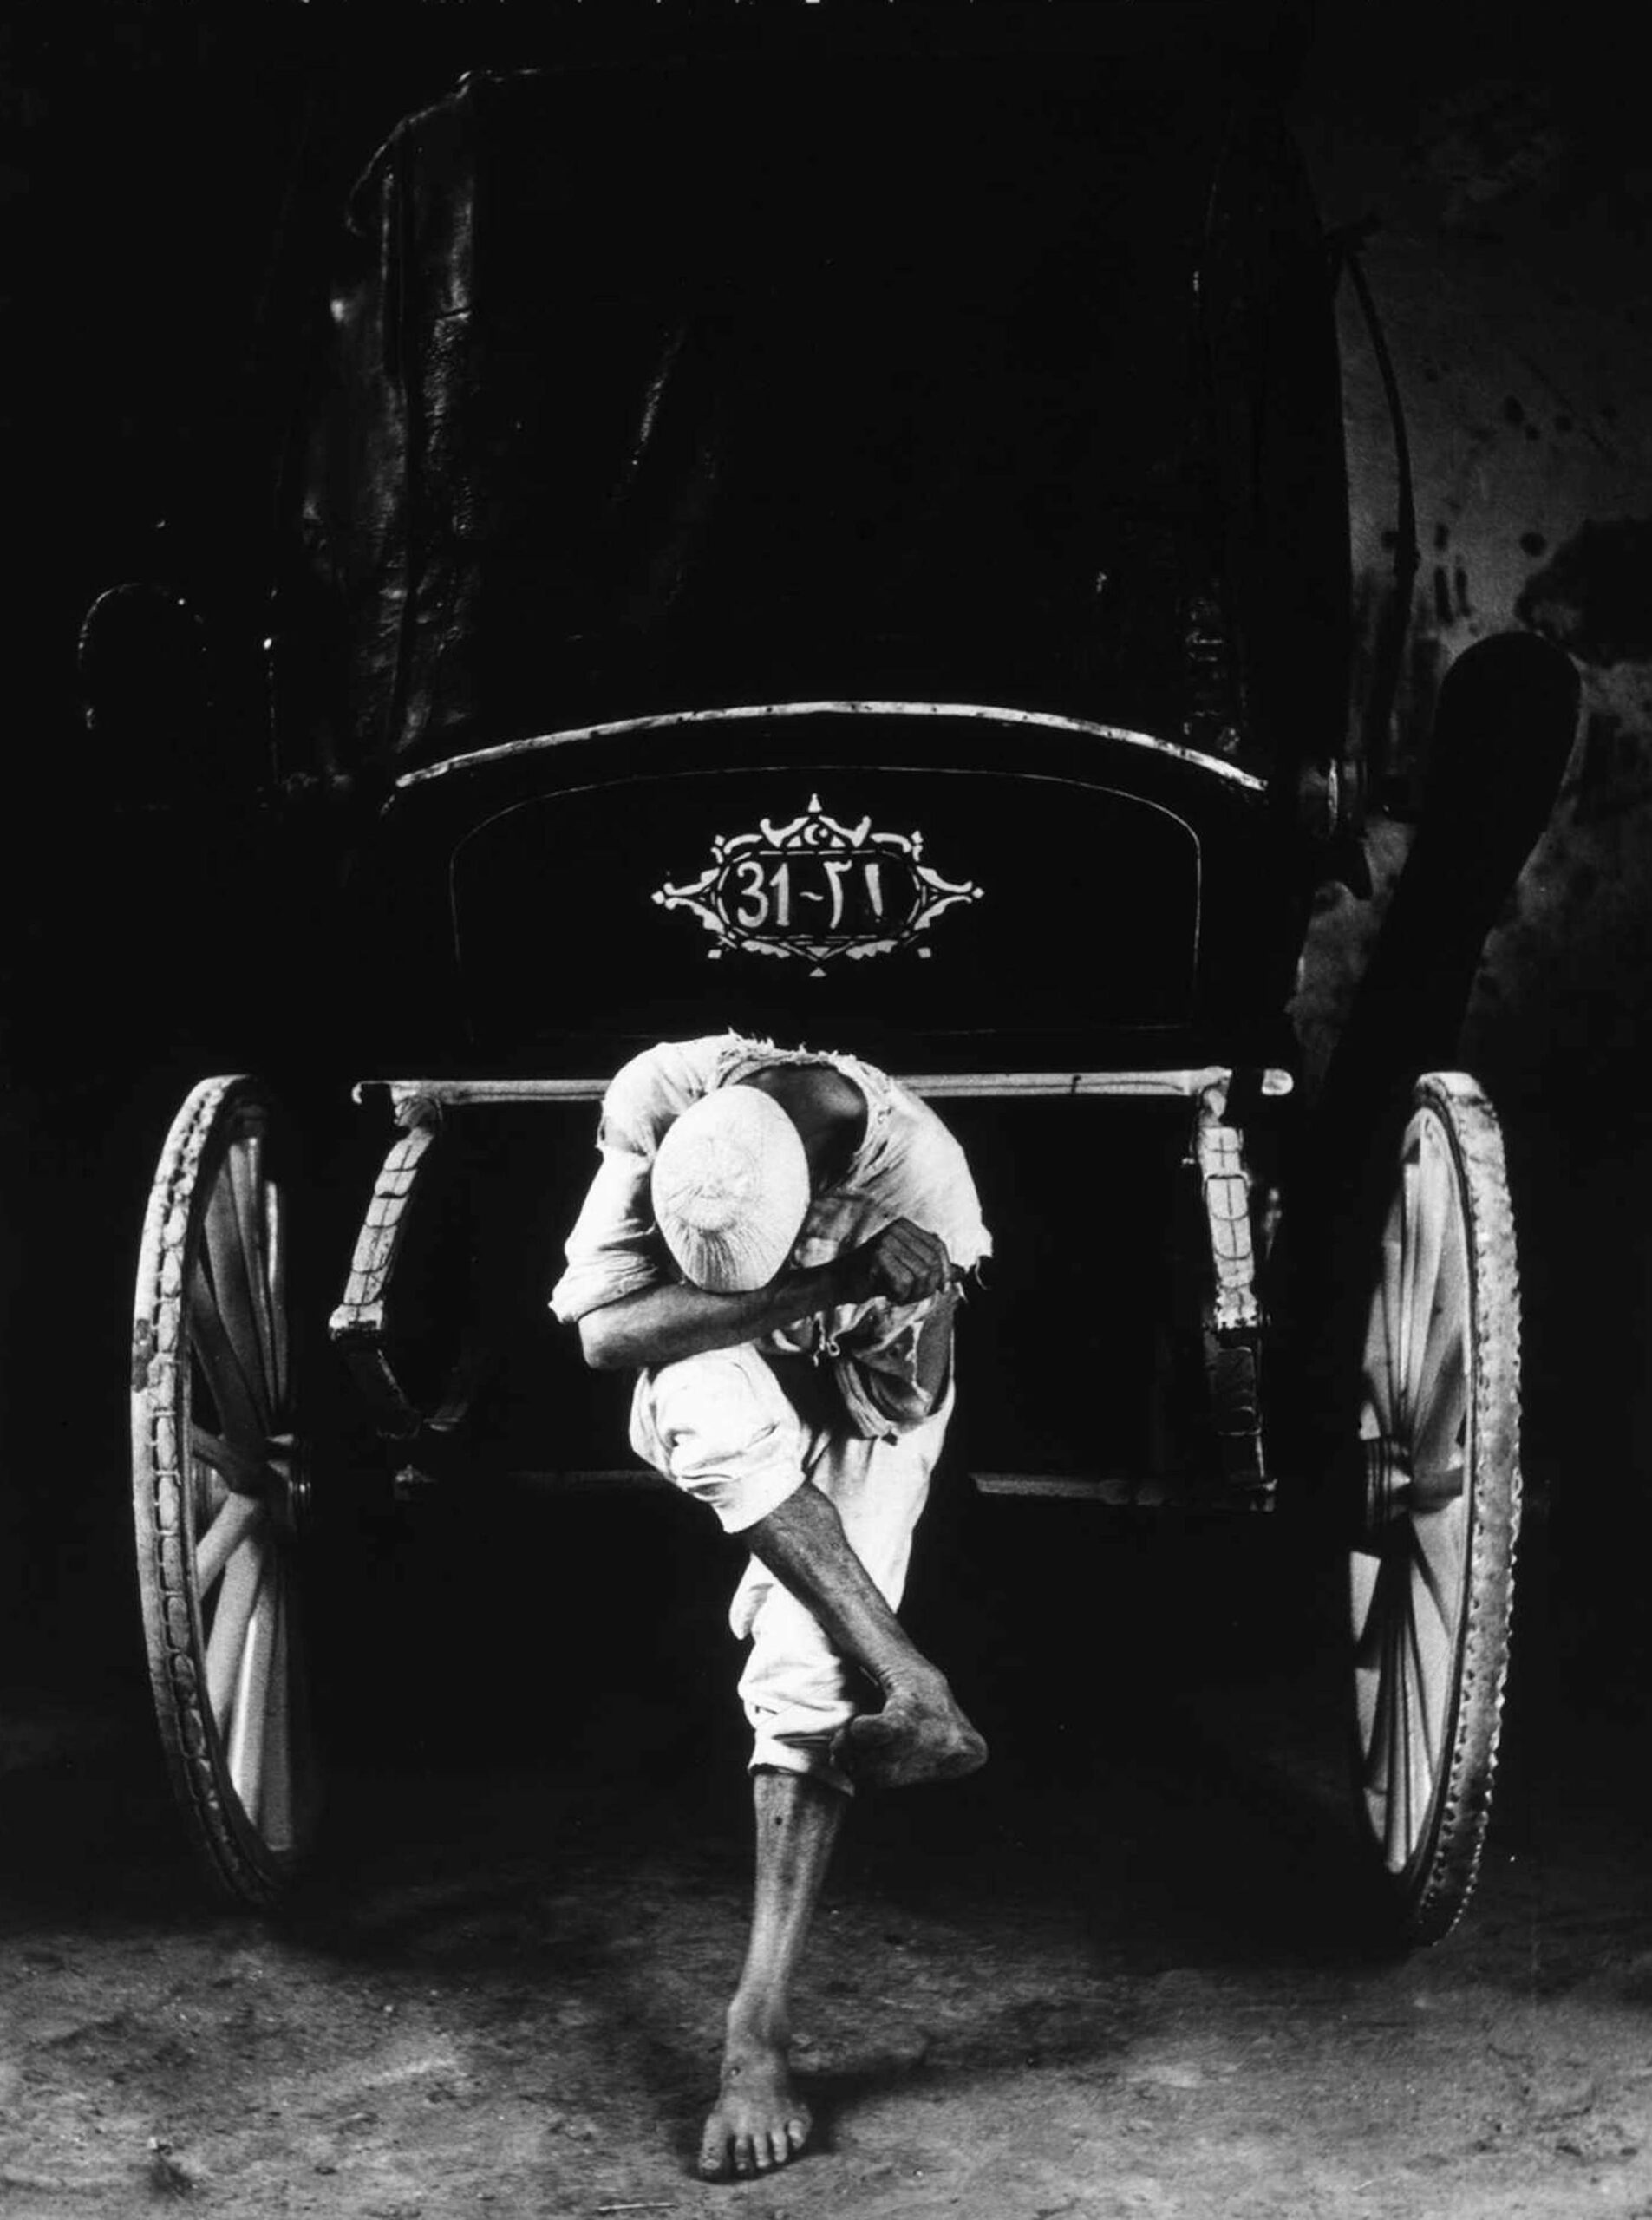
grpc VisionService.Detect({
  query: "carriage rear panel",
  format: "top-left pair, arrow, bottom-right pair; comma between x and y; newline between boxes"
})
343,706 -> 1299,1081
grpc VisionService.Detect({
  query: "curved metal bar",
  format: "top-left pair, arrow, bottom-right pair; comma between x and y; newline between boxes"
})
394,701 -> 1270,795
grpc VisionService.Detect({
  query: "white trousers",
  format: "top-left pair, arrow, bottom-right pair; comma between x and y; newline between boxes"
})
630,1344 -> 951,1792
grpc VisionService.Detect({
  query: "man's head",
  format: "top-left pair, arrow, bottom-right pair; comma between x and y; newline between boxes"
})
650,1083 -> 812,1293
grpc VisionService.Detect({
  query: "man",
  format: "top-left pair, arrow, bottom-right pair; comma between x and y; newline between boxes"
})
551,1032 -> 990,2181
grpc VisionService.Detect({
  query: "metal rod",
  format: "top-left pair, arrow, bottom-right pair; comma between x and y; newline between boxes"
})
361,1068 -> 1294,1113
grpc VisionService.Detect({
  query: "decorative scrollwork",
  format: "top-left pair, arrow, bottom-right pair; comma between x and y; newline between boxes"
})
653,793 -> 983,976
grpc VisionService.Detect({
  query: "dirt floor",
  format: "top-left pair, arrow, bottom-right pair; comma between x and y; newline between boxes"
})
5,1475 -> 1652,2220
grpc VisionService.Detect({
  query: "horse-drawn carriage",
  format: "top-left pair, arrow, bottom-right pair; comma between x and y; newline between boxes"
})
120,9 -> 1577,1942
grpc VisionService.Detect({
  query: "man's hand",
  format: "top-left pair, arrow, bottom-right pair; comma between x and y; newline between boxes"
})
833,1218 -> 954,1308
577,1217 -> 957,1373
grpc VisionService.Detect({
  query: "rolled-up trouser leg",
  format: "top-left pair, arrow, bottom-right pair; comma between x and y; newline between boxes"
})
729,1388 -> 953,1793
630,1348 -> 952,1792
630,1345 -> 809,1535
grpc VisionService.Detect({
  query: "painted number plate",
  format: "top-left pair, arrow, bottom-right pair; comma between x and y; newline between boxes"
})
654,794 -> 982,973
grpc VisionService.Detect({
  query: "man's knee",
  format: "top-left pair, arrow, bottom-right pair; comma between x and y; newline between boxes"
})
631,1346 -> 806,1533
642,1345 -> 794,1448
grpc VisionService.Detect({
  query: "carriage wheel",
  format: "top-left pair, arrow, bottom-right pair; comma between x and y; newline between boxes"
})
1348,1073 -> 1521,1943
132,1076 -> 320,1906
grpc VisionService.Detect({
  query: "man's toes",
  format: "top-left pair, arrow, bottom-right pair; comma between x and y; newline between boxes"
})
697,2119 -> 735,2179
698,2082 -> 811,2180
841,1713 -> 894,1759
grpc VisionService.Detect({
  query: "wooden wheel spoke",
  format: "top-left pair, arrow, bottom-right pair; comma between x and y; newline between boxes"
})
1414,1331 -> 1467,1477
189,1257 -> 268,1446
1392,1609 -> 1413,1857
1400,1616 -> 1424,1854
227,1133 -> 282,1417
188,1451 -> 228,1535
264,1175 -> 290,1414
190,1423 -> 272,1501
1417,1212 -> 1468,1411
205,1535 -> 266,1728
1394,1154 -> 1420,1430
1402,1583 -> 1441,1781
1410,1505 -> 1464,1634
1383,1608 -> 1410,1868
1402,1134 -> 1450,1421
1361,1354 -> 1393,1438
1351,1551 -> 1385,1671
1364,1563 -> 1397,1782
194,1492 -> 264,1596
1372,1218 -> 1406,1426
202,1174 -> 275,1431
226,1565 -> 280,1821
1364,1668 -> 1388,1792
260,1569 -> 297,1853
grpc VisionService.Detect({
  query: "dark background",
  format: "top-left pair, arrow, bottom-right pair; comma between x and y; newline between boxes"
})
3,0 -> 1649,1788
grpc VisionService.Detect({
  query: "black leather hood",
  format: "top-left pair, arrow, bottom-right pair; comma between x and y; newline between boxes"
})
285,41 -> 1342,780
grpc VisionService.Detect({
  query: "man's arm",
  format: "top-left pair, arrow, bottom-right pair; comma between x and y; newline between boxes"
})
577,1218 -> 952,1372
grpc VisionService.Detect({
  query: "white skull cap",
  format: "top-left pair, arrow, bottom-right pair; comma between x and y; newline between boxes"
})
650,1084 -> 812,1293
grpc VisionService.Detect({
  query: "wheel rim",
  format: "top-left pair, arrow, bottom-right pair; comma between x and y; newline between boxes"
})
1349,1103 -> 1472,1877
134,1079 -> 319,1895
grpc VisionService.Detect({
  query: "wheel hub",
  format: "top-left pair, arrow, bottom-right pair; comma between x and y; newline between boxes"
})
264,1433 -> 310,1533
1361,1433 -> 1466,1538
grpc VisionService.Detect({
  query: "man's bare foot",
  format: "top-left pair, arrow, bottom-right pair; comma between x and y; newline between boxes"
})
838,1668 -> 988,1788
698,2037 -> 813,2180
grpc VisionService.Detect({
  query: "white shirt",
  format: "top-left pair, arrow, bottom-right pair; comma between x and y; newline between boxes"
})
550,1033 -> 992,1433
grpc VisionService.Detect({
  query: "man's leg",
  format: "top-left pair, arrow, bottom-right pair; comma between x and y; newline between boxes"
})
741,1478 -> 986,1787
631,1349 -> 840,2176
698,1767 -> 846,2180
634,1348 -> 986,1787
632,1348 -> 984,2178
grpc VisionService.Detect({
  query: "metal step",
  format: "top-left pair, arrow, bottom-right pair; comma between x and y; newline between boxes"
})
971,1471 -> 1274,1510
496,1466 -> 1172,1503
971,1471 -> 1177,1504
401,1465 -> 1271,1511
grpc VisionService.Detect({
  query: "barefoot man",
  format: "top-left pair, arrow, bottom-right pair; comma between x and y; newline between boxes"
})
551,1032 -> 989,2179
